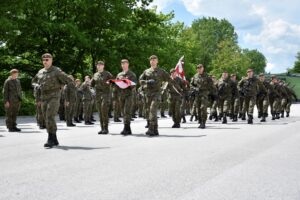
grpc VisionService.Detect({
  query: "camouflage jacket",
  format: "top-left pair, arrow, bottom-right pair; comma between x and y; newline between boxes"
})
3,77 -> 22,102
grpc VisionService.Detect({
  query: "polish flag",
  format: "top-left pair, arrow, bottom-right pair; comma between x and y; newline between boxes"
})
109,79 -> 136,89
175,56 -> 186,80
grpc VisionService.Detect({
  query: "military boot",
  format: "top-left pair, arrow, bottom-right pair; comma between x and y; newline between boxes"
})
272,113 -> 276,120
145,120 -> 149,128
52,134 -> 59,146
222,113 -> 227,124
102,124 -> 109,134
154,125 -> 159,136
146,125 -> 155,136
260,113 -> 266,122
172,123 -> 180,128
209,114 -> 213,120
247,115 -> 253,124
241,113 -> 246,120
276,113 -> 280,119
114,118 -> 122,122
44,133 -> 56,148
182,116 -> 186,123
232,114 -> 238,122
190,115 -> 194,122
238,113 -> 242,118
121,124 -> 131,135
198,121 -> 206,129
258,112 -> 262,118
161,112 -> 166,118
286,112 -> 290,117
280,111 -> 284,118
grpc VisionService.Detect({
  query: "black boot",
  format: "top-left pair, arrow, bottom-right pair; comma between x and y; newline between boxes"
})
74,117 -> 80,123
222,113 -> 227,124
52,134 -> 59,146
121,124 -> 131,135
114,118 -> 122,122
161,112 -> 166,118
13,127 -> 21,132
102,124 -> 109,134
214,113 -> 219,122
172,123 -> 180,128
44,133 -> 55,148
238,113 -> 242,118
286,112 -> 290,117
276,113 -> 280,119
281,111 -> 284,118
146,125 -> 155,136
209,114 -> 213,120
258,112 -> 262,118
154,125 -> 159,136
272,114 -> 276,120
232,114 -> 238,122
182,116 -> 186,123
260,113 -> 266,122
247,115 -> 253,124
241,113 -> 246,120
198,121 -> 206,129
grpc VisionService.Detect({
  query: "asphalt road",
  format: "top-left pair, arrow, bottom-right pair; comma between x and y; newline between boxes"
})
1,105 -> 300,200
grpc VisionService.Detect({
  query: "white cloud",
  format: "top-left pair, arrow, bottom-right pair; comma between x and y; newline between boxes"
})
266,62 -> 275,73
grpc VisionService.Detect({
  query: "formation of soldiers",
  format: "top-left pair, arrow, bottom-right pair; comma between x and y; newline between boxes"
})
2,53 -> 298,148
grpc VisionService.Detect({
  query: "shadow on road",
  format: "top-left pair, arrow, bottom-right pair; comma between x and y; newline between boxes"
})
0,135 -> 4,137
110,133 -> 206,138
54,146 -> 110,151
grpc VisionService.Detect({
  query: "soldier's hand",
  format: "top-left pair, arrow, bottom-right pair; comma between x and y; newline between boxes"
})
4,101 -> 10,108
65,101 -> 70,106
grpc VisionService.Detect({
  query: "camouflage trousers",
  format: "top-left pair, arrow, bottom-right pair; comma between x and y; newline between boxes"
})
113,98 -> 121,119
209,99 -> 218,116
145,94 -> 160,126
285,98 -> 292,113
74,100 -> 83,119
230,97 -> 239,115
119,94 -> 133,125
83,100 -> 93,122
42,97 -> 60,134
280,98 -> 287,112
96,94 -> 110,128
35,102 -> 45,127
195,95 -> 208,123
65,101 -> 76,124
5,101 -> 20,129
269,97 -> 280,114
169,96 -> 182,124
218,97 -> 231,114
241,96 -> 256,116
256,95 -> 269,114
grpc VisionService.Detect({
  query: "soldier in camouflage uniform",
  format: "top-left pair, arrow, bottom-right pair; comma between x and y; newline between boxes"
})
216,71 -> 232,124
3,69 -> 22,132
278,80 -> 288,118
160,82 -> 168,118
139,55 -> 180,136
32,79 -> 45,129
116,59 -> 137,135
58,88 -> 65,121
284,83 -> 297,117
81,76 -> 94,125
269,75 -> 281,120
64,75 -> 77,126
137,86 -> 145,118
230,74 -> 239,122
257,73 -> 269,122
164,69 -> 184,128
112,85 -> 122,122
208,75 -> 219,122
91,61 -> 113,135
32,53 -> 72,148
74,79 -> 83,123
238,69 -> 262,124
190,64 -> 214,128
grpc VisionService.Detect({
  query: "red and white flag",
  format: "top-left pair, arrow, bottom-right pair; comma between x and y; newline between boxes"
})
109,79 -> 136,89
175,56 -> 186,80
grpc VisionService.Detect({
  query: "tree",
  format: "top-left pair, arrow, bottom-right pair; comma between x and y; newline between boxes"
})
292,52 -> 300,73
243,49 -> 267,74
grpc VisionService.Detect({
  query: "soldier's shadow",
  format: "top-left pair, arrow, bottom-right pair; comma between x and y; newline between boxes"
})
110,133 -> 206,138
0,135 -> 4,137
53,146 -> 110,151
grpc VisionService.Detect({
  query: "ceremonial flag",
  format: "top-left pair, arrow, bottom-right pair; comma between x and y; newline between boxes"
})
109,79 -> 136,89
175,55 -> 186,80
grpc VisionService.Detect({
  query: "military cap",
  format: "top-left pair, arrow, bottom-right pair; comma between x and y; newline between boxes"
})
96,61 -> 105,65
41,53 -> 52,59
149,55 -> 158,60
10,69 -> 19,74
170,68 -> 176,73
231,73 -> 236,77
259,73 -> 265,77
247,68 -> 253,73
271,75 -> 277,79
121,59 -> 129,63
196,64 -> 204,69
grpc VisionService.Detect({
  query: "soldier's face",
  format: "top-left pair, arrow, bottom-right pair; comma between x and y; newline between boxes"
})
222,73 -> 228,79
11,73 -> 18,79
247,71 -> 253,77
231,76 -> 236,81
171,72 -> 176,78
121,62 -> 129,71
259,76 -> 265,81
42,58 -> 52,68
198,67 -> 204,74
150,58 -> 158,68
97,64 -> 104,71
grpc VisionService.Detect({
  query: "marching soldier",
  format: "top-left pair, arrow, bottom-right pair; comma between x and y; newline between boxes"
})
230,74 -> 239,122
284,83 -> 297,117
139,55 -> 181,136
238,69 -> 262,124
116,59 -> 137,135
91,61 -> 113,135
74,79 -> 83,123
257,73 -> 269,122
32,53 -> 72,148
269,75 -> 281,120
216,71 -> 232,124
81,76 -> 94,125
190,64 -> 214,128
64,75 -> 77,126
32,79 -> 45,129
3,69 -> 22,132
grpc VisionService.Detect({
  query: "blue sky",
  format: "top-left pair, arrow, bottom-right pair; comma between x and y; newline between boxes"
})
151,0 -> 300,73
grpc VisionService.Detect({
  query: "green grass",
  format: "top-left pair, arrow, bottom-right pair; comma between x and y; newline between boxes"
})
285,76 -> 300,98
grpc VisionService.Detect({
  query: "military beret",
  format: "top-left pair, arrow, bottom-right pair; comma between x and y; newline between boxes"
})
196,64 -> 204,69
247,68 -> 253,73
230,74 -> 236,77
149,55 -> 158,60
96,61 -> 105,65
10,69 -> 19,74
271,75 -> 277,79
170,68 -> 176,73
41,53 -> 52,59
259,73 -> 265,77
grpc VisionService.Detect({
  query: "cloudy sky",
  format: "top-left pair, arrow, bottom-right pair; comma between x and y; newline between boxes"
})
151,0 -> 300,73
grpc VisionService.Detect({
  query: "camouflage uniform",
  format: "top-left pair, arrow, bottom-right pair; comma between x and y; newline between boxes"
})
217,77 -> 232,124
74,84 -> 83,122
256,79 -> 269,122
284,85 -> 297,117
230,79 -> 239,122
190,72 -> 214,128
91,70 -> 113,134
64,81 -> 77,126
81,81 -> 93,124
33,84 -> 45,129
32,65 -> 72,147
3,76 -> 22,131
116,70 -> 137,135
269,81 -> 281,120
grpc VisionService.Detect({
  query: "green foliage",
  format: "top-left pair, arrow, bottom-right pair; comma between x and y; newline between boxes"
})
243,49 -> 267,74
291,52 -> 300,73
